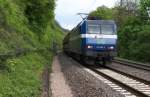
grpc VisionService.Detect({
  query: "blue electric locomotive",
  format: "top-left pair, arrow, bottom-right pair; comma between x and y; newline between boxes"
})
63,17 -> 117,65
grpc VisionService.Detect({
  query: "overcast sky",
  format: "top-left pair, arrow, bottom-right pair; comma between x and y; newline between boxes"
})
55,0 -> 117,30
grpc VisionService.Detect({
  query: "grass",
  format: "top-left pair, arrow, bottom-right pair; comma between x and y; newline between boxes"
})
0,51 -> 53,97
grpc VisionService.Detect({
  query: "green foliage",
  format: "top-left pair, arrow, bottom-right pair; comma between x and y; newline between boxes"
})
118,17 -> 142,58
118,16 -> 150,62
24,0 -> 55,36
0,52 -> 52,97
129,25 -> 150,62
117,1 -> 150,62
140,0 -> 150,23
0,0 -> 64,97
89,6 -> 113,20
0,0 -> 26,27
0,0 -> 63,52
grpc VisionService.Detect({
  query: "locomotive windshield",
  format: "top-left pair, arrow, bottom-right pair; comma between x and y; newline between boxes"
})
101,24 -> 114,35
88,25 -> 100,34
88,24 -> 114,35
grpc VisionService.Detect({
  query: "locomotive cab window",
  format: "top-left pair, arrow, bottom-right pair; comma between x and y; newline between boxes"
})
101,24 -> 114,35
88,25 -> 100,34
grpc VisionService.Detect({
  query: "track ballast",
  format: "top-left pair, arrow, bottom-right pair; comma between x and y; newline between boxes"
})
83,64 -> 150,97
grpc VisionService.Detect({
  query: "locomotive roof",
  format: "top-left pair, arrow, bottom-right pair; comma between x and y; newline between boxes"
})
71,19 -> 116,32
87,20 -> 116,25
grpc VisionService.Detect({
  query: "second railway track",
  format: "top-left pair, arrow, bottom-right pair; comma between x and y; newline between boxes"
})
83,64 -> 150,97
113,58 -> 150,71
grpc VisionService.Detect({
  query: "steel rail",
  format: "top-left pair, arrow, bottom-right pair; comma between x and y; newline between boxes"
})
106,66 -> 150,85
113,58 -> 150,71
83,64 -> 150,97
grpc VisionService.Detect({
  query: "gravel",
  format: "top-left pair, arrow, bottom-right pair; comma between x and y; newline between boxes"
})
107,62 -> 150,82
58,53 -> 125,97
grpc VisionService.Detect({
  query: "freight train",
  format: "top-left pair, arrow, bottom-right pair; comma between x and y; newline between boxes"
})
63,17 -> 117,65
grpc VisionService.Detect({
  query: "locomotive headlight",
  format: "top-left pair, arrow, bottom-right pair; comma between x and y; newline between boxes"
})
110,46 -> 114,49
87,45 -> 93,49
108,46 -> 114,50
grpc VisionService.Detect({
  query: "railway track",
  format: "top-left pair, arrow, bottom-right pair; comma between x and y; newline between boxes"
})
71,55 -> 150,97
113,58 -> 150,71
83,65 -> 150,97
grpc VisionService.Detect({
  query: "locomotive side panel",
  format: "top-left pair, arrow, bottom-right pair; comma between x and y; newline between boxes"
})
66,21 -> 87,56
69,26 -> 82,54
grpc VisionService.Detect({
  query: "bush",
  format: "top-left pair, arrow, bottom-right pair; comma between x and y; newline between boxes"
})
118,17 -> 150,62
0,52 -> 52,97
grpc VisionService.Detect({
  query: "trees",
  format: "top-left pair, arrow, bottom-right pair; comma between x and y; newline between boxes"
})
117,0 -> 150,62
140,0 -> 150,23
24,0 -> 55,36
89,6 -> 113,20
